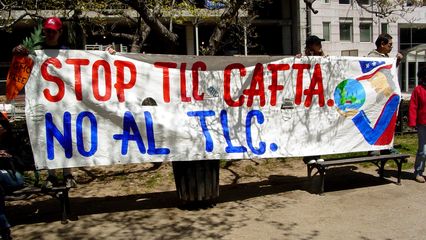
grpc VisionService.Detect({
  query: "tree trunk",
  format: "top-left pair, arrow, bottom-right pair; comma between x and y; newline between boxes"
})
68,9 -> 86,49
130,19 -> 151,53
209,0 -> 245,55
119,0 -> 178,47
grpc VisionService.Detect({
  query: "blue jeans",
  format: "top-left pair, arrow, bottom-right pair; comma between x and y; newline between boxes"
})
0,171 -> 24,193
0,170 -> 24,229
414,125 -> 426,176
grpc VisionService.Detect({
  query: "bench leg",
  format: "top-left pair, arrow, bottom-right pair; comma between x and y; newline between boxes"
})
395,159 -> 404,185
379,159 -> 387,178
64,190 -> 72,218
307,164 -> 314,177
34,170 -> 40,187
318,166 -> 325,194
58,190 -> 70,224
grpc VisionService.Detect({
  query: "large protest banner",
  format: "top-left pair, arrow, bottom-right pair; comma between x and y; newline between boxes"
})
24,50 -> 400,170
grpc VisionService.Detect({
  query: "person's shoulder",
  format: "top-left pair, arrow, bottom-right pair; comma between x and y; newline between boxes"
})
367,49 -> 382,57
412,85 -> 426,94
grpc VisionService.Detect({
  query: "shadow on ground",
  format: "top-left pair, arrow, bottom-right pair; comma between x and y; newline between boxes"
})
9,165 -> 405,227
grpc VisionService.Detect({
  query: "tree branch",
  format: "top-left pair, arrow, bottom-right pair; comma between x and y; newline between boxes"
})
208,0 -> 246,55
354,0 -> 420,19
118,0 -> 178,45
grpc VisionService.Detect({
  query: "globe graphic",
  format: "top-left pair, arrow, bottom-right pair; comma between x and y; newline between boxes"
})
334,79 -> 366,112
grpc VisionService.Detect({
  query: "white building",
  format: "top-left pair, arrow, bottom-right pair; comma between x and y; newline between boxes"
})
299,0 -> 426,92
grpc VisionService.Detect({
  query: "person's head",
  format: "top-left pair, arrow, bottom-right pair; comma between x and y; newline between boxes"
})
418,67 -> 426,86
375,33 -> 393,54
43,17 -> 63,47
305,35 -> 325,56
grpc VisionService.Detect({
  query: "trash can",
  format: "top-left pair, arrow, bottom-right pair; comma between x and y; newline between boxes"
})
172,160 -> 219,203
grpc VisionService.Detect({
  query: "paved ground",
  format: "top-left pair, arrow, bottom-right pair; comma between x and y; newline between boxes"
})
7,159 -> 426,240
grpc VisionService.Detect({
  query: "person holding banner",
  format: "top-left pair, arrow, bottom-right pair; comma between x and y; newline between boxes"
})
12,17 -> 77,189
304,35 -> 326,56
13,17 -> 118,189
367,33 -> 403,67
296,35 -> 326,58
297,35 -> 326,164
12,17 -> 68,55
409,67 -> 426,183
366,33 -> 404,157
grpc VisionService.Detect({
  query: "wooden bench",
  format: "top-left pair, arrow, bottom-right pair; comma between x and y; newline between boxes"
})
7,185 -> 73,224
306,153 -> 410,194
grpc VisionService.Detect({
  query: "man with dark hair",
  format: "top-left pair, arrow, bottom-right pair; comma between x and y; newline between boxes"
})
366,33 -> 404,157
296,35 -> 326,58
304,35 -> 325,56
296,35 -> 326,165
368,33 -> 403,66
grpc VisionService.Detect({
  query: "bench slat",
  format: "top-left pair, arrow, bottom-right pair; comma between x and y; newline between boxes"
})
12,186 -> 69,195
8,185 -> 72,224
306,154 -> 411,194
317,154 -> 410,167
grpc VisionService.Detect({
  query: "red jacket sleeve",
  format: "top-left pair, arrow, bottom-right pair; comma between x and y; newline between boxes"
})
408,88 -> 418,127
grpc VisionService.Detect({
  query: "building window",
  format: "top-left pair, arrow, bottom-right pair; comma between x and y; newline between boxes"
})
381,23 -> 388,34
323,22 -> 331,41
339,18 -> 353,42
360,22 -> 372,42
358,0 -> 371,5
341,50 -> 359,56
339,0 -> 351,4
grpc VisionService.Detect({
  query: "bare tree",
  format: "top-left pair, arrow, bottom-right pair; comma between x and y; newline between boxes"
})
119,0 -> 256,55
0,1 -> 44,30
1,0 -> 267,54
354,0 -> 423,19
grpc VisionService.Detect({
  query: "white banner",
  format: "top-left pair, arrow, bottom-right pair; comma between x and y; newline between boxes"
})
25,50 -> 400,169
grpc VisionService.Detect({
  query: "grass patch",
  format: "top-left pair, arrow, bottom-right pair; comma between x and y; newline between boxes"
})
322,152 -> 367,160
358,160 -> 414,170
394,133 -> 418,155
243,164 -> 257,175
23,171 -> 39,186
144,172 -> 163,189
388,160 -> 414,170
219,159 -> 228,168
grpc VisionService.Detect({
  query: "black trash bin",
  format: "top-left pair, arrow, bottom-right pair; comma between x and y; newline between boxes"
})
172,160 -> 219,203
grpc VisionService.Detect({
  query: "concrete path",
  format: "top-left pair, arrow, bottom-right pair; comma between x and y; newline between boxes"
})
8,164 -> 426,240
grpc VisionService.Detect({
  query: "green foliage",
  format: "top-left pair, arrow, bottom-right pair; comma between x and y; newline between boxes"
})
219,159 -> 228,168
243,164 -> 257,175
145,172 -> 163,189
22,23 -> 44,54
394,133 -> 418,155
386,158 -> 414,170
322,151 -> 367,160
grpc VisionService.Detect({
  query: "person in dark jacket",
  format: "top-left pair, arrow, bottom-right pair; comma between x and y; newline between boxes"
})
0,113 -> 25,240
